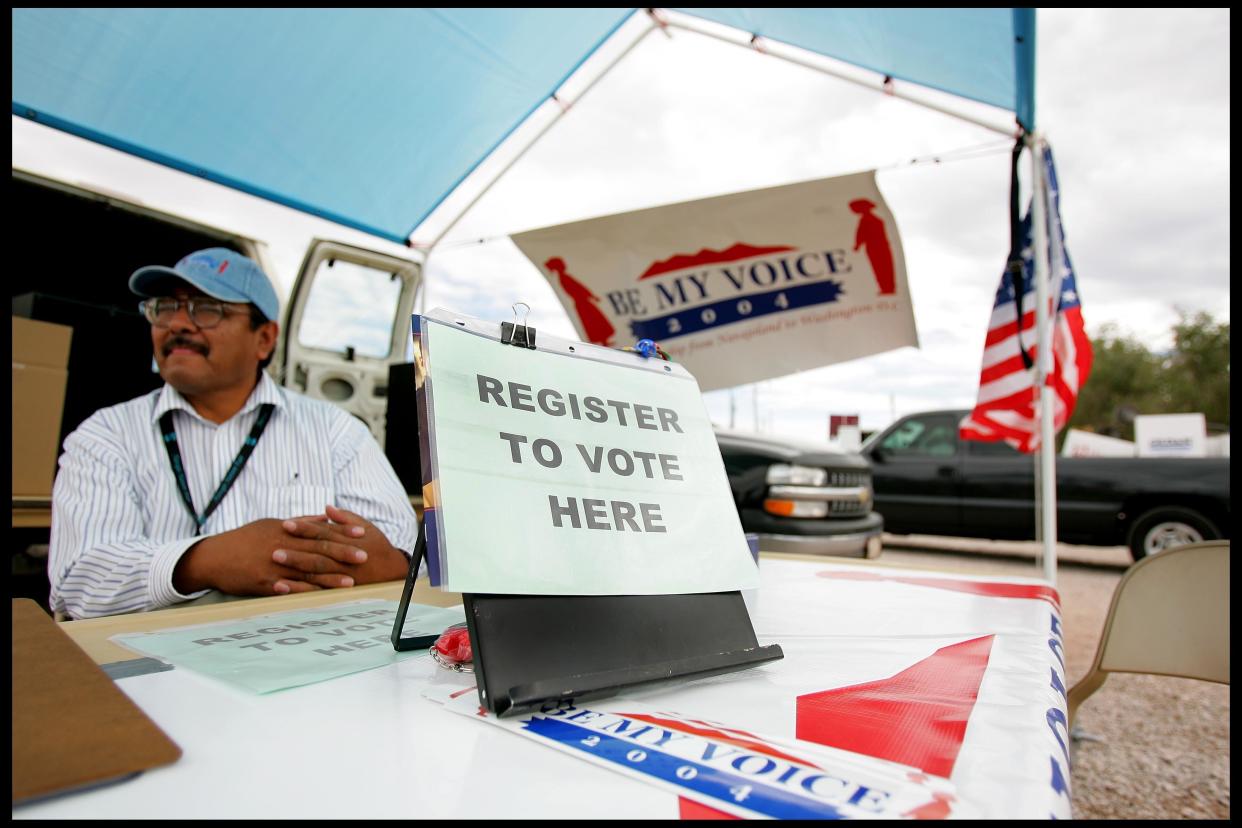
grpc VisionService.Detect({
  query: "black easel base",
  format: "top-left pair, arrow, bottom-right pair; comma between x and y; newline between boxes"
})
392,527 -> 783,715
390,526 -> 437,652
464,591 -> 783,718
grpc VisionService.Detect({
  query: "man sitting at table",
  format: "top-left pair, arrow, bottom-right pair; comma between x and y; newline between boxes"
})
48,248 -> 418,620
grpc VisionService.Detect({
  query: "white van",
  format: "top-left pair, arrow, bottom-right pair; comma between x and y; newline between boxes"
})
11,167 -> 427,503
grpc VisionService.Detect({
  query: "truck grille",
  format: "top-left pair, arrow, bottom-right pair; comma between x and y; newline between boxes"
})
827,498 -> 870,517
766,467 -> 873,520
828,470 -> 868,488
829,470 -> 870,516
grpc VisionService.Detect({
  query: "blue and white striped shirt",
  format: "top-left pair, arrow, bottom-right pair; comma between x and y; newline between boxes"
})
49,373 -> 419,619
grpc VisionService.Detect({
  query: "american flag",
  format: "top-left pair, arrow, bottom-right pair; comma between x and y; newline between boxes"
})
960,145 -> 1093,453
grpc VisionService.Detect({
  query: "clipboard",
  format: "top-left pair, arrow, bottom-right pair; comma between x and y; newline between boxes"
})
391,307 -> 782,716
12,599 -> 182,805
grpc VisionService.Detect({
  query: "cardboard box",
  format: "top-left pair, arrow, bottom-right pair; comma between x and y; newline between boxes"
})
12,316 -> 73,498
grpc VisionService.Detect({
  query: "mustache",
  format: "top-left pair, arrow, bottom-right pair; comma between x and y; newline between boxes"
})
162,336 -> 209,357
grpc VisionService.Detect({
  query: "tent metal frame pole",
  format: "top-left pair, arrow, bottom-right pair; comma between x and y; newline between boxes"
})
659,11 -> 1020,139
1029,131 -> 1058,585
418,8 -> 1023,251
421,11 -> 660,254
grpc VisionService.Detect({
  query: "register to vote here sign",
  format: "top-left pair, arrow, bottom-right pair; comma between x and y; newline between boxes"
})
420,310 -> 758,596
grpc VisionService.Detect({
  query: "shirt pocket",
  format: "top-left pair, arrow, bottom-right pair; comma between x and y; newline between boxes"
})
265,485 -> 334,520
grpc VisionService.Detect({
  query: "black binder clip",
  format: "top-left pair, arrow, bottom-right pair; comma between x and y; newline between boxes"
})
500,302 -> 536,349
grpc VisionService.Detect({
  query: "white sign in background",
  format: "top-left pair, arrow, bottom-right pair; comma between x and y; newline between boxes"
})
1134,413 -> 1207,457
1060,428 -> 1135,458
422,314 -> 758,595
511,171 -> 919,392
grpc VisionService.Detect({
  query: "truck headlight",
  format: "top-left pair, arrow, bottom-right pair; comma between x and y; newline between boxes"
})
763,498 -> 830,518
765,464 -> 827,487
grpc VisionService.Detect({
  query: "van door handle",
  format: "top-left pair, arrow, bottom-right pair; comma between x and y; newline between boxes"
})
936,465 -> 956,478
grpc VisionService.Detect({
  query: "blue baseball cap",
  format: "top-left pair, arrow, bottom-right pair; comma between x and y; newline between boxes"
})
130,247 -> 280,322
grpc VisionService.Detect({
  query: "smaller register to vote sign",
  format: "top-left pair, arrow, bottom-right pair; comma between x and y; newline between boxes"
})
417,309 -> 759,596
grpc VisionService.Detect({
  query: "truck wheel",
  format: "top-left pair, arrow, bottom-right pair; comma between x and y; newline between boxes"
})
1126,506 -> 1220,561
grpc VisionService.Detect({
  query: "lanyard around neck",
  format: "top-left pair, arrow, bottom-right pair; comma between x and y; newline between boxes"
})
159,403 -> 276,535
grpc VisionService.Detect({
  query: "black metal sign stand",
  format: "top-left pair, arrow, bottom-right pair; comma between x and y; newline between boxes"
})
389,525 -> 439,652
462,590 -> 782,717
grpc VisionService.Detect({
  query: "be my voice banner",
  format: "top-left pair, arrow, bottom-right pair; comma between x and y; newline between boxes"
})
419,312 -> 758,596
511,171 -> 919,392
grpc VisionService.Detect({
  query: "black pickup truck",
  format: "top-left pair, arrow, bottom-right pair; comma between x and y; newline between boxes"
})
862,409 -> 1230,561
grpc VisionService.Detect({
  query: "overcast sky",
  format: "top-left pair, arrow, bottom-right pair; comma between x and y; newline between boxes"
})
12,8 -> 1230,442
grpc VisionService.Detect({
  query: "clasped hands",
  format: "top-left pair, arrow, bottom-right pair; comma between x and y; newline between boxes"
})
173,504 -> 411,597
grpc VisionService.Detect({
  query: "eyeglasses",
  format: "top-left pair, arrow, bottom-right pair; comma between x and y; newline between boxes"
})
138,297 -> 248,329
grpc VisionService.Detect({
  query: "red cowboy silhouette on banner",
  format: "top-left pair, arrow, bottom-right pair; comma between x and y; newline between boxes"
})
850,198 -> 896,295
545,257 -> 616,346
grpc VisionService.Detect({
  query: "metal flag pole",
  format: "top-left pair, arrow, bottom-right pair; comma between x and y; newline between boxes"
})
1029,131 -> 1058,584
753,383 -> 760,433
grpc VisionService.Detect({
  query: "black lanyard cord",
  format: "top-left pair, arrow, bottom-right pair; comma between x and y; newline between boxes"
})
159,403 -> 276,535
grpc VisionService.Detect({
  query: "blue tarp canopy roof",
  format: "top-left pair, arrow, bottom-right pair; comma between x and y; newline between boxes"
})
11,8 -> 1035,245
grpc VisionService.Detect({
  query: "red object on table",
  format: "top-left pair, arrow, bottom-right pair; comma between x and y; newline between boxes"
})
433,622 -> 473,665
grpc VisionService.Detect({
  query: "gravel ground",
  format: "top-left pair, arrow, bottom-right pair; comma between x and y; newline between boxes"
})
879,535 -> 1230,820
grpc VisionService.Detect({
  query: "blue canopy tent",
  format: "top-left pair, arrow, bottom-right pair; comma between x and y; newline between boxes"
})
11,8 -> 1062,580
12,8 -> 1035,246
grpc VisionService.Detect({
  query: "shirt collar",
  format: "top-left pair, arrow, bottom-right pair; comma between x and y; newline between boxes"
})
151,372 -> 288,426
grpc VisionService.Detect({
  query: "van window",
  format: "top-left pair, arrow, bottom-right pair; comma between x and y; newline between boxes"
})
297,258 -> 402,358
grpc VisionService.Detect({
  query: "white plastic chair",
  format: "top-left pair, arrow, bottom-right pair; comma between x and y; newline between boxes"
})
1067,540 -> 1230,726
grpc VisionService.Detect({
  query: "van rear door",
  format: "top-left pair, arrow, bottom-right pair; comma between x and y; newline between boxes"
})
277,239 -> 421,446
